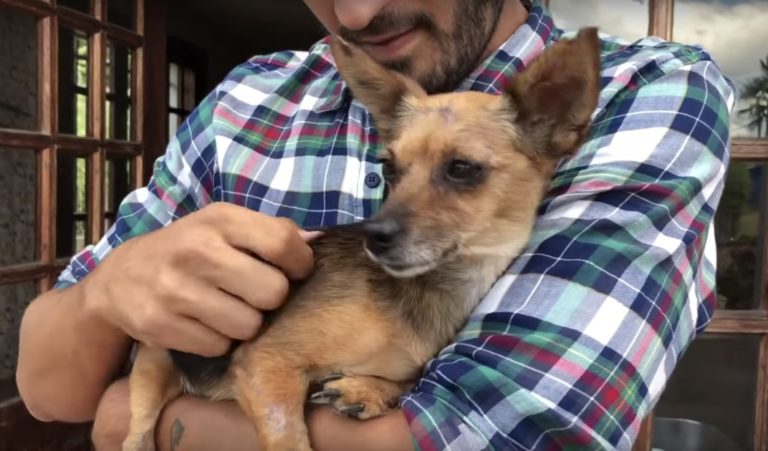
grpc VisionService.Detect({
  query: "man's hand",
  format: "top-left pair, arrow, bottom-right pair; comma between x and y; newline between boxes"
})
84,202 -> 319,357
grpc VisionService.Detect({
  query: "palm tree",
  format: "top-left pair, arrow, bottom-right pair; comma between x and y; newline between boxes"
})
738,56 -> 768,138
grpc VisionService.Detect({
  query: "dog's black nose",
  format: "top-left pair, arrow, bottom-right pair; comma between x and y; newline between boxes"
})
363,218 -> 403,255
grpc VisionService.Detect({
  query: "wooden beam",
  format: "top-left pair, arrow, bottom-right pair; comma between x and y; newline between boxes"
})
38,148 -> 54,268
631,415 -> 653,451
0,0 -> 54,17
39,14 -> 54,133
732,138 -> 768,160
0,130 -> 51,149
707,311 -> 768,334
56,4 -> 101,34
105,24 -> 143,48
0,263 -> 51,285
133,0 -> 145,143
55,135 -> 100,151
141,0 -> 166,184
103,139 -> 142,154
648,0 -> 674,40
755,335 -> 767,451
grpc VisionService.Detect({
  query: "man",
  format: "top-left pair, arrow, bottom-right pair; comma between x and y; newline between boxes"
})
16,0 -> 735,450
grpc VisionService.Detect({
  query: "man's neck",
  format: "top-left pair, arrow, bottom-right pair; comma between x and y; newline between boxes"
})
481,0 -> 530,62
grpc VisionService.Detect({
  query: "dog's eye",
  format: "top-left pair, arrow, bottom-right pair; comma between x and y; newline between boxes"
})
445,159 -> 484,184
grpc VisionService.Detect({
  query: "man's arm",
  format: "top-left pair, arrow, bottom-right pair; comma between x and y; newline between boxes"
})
91,378 -> 414,451
16,283 -> 131,422
400,46 -> 736,449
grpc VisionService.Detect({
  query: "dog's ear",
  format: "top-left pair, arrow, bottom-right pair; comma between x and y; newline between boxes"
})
507,27 -> 602,160
330,36 -> 426,142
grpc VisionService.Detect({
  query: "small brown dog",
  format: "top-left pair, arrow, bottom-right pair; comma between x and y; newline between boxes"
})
122,28 -> 601,451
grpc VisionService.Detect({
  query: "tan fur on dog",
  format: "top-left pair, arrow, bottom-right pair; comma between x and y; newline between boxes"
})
123,28 -> 602,451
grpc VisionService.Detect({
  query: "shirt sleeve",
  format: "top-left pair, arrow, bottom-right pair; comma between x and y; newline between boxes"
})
401,50 -> 736,450
53,88 -> 220,289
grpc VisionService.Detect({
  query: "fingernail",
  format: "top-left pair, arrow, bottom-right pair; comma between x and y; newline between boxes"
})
299,230 -> 324,242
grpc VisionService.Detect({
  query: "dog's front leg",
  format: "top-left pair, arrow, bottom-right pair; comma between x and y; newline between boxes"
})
232,349 -> 312,451
123,344 -> 183,451
309,374 -> 413,420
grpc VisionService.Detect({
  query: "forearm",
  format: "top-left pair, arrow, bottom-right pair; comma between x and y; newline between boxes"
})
16,280 -> 131,422
153,395 -> 414,451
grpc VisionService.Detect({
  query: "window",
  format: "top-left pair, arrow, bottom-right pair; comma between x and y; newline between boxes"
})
168,61 -> 196,138
549,0 -> 649,42
0,0 -> 146,445
544,1 -> 768,449
167,37 -> 206,141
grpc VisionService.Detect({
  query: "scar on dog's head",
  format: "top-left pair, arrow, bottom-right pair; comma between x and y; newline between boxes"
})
331,29 -> 601,277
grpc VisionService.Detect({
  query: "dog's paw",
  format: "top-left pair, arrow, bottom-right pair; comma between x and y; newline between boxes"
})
309,374 -> 406,420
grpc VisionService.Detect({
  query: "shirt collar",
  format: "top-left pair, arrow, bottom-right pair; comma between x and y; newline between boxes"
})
316,0 -> 559,113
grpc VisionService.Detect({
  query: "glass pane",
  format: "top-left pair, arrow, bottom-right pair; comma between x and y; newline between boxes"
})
106,41 -> 133,140
674,0 -> 768,138
75,220 -> 86,251
548,0 -> 648,43
0,8 -> 38,130
0,149 -> 37,266
169,63 -> 180,109
58,28 -> 90,136
56,154 -> 89,258
168,112 -> 181,139
108,0 -> 135,29
183,68 -> 196,111
104,155 -> 133,213
714,161 -> 766,310
653,334 -> 760,451
0,281 -> 38,380
58,0 -> 90,13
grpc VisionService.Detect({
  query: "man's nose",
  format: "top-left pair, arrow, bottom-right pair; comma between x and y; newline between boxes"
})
334,0 -> 390,31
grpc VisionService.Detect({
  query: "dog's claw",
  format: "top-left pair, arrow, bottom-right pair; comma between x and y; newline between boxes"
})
309,389 -> 341,405
339,404 -> 365,418
318,373 -> 344,385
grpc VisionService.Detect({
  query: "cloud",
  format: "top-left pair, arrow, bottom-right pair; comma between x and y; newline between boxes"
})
549,0 -> 768,137
675,1 -> 768,137
549,0 -> 649,42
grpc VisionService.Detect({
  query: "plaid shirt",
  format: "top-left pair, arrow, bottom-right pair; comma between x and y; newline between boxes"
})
56,2 -> 735,450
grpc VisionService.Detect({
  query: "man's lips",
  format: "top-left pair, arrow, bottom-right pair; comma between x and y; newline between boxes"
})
359,28 -> 414,46
353,28 -> 420,61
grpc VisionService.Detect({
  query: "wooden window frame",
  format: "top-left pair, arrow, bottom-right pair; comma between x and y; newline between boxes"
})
0,0 -> 156,446
0,0 -> 145,291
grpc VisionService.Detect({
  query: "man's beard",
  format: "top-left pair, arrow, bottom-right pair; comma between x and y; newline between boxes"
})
339,0 -> 506,94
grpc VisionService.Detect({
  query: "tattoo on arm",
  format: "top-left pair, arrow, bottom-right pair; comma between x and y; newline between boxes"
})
170,418 -> 186,451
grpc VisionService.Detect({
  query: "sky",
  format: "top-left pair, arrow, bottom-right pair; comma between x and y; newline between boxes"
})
549,0 -> 768,137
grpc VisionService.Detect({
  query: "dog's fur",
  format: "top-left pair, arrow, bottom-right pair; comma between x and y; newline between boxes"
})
122,29 -> 601,451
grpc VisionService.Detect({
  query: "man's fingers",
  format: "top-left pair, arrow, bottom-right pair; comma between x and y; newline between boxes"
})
174,279 -> 264,340
213,206 -> 315,280
146,315 -> 231,357
205,247 -> 290,311
300,229 -> 325,242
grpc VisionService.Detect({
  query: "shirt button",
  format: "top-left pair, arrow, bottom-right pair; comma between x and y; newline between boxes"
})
365,172 -> 382,189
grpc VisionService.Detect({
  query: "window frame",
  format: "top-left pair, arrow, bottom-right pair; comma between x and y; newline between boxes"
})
0,0 -> 148,446
0,0 -> 145,290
